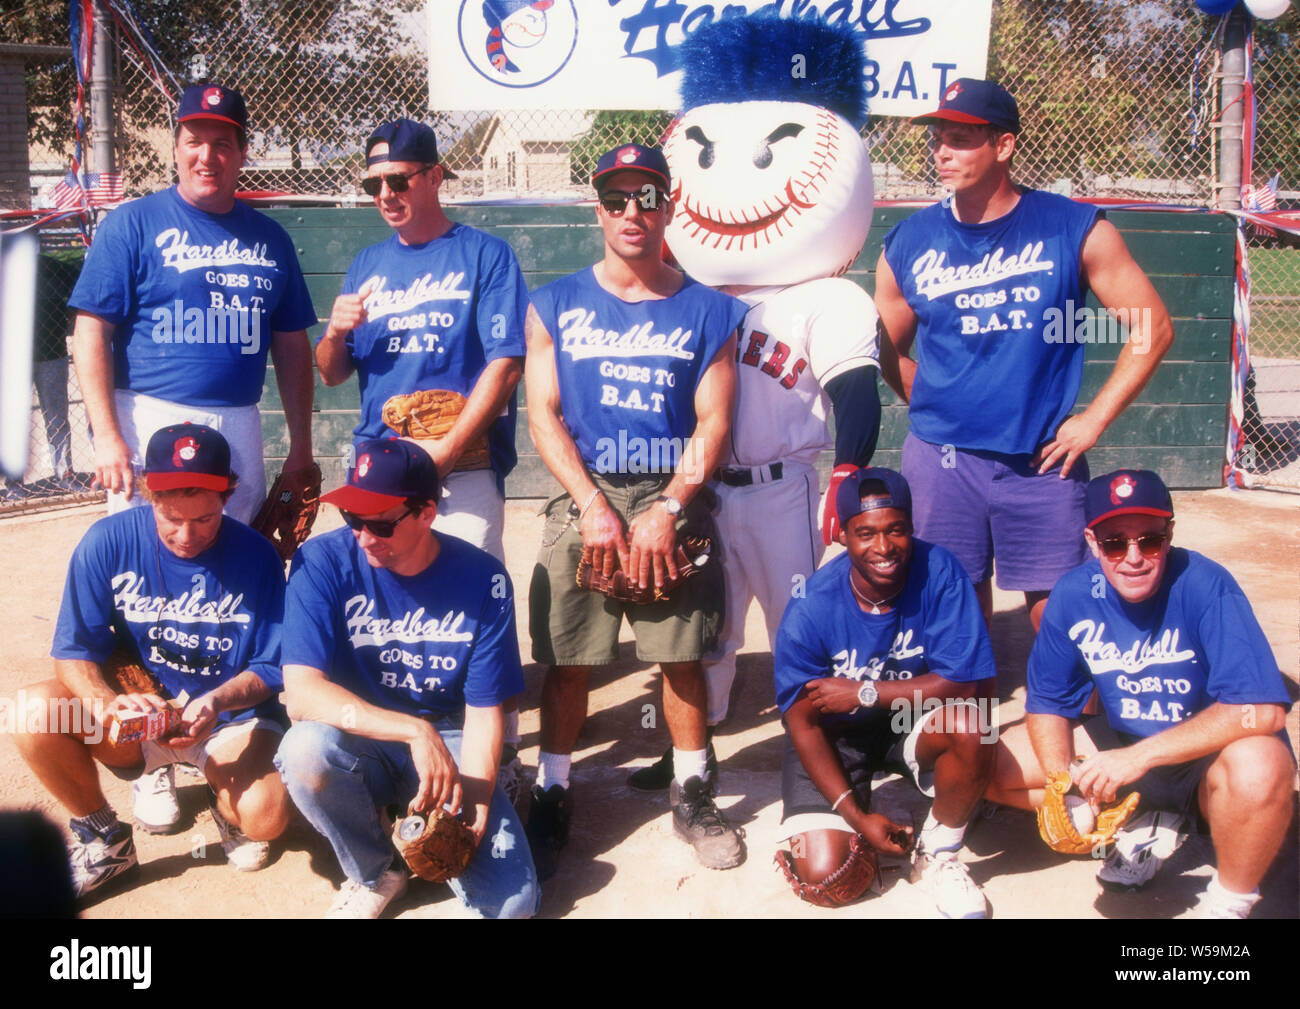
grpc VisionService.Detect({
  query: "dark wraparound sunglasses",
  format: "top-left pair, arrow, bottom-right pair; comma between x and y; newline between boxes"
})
360,165 -> 433,197
599,188 -> 668,216
340,505 -> 418,538
1096,531 -> 1169,560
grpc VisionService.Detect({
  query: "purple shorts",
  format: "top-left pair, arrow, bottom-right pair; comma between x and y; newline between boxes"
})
901,431 -> 1088,592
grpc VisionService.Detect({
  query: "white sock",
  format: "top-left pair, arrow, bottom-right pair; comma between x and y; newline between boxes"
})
1203,871 -> 1260,914
537,751 -> 570,791
673,748 -> 708,786
918,810 -> 965,856
503,709 -> 521,747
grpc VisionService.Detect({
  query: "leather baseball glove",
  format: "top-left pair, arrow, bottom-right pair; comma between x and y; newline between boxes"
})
382,389 -> 491,471
100,648 -> 183,745
1037,767 -> 1141,855
392,808 -> 476,883
251,463 -> 322,563
575,534 -> 711,605
101,647 -> 163,697
775,833 -> 878,908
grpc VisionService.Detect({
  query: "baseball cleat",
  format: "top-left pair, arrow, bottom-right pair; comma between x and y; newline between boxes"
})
132,764 -> 182,834
1097,810 -> 1187,892
911,849 -> 988,919
69,819 -> 139,900
209,792 -> 270,872
670,775 -> 745,870
525,783 -> 571,882
325,868 -> 409,919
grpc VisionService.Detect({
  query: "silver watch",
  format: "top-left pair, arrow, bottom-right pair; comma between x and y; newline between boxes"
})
856,680 -> 879,710
655,494 -> 683,516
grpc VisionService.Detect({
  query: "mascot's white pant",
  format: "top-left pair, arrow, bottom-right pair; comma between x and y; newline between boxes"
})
703,459 -> 824,726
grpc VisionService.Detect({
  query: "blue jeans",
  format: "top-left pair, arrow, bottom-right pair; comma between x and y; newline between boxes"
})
275,720 -> 539,919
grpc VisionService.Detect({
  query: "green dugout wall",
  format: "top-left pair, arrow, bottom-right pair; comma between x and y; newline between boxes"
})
257,205 -> 1235,495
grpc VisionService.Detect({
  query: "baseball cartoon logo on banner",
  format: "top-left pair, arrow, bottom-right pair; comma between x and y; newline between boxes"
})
457,0 -> 578,88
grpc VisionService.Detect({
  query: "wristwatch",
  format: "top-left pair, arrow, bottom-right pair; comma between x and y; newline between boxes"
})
655,494 -> 683,517
855,680 -> 879,711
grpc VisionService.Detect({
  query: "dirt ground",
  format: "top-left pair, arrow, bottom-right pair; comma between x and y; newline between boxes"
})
0,488 -> 1296,919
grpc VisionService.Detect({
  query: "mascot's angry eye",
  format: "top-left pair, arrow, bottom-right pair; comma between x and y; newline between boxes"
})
753,123 -> 804,169
684,126 -> 715,168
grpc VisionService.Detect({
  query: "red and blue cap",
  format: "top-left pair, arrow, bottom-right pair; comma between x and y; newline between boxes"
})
1085,469 -> 1173,529
177,83 -> 248,137
143,423 -> 233,493
365,118 -> 458,179
835,467 -> 913,525
321,438 -> 441,516
912,77 -> 1021,135
591,144 -> 671,195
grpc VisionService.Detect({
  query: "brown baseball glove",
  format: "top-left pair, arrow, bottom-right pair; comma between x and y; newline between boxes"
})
382,389 -> 491,471
101,647 -> 163,697
251,463 -> 322,563
100,648 -> 183,745
1036,767 -> 1141,855
774,833 -> 878,908
575,534 -> 711,605
392,808 -> 477,883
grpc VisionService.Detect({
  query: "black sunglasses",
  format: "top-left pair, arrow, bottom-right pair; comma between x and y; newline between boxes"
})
360,165 -> 433,197
1096,531 -> 1169,561
599,188 -> 667,216
340,505 -> 418,538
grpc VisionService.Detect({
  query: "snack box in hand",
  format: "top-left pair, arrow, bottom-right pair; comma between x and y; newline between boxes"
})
107,702 -> 183,746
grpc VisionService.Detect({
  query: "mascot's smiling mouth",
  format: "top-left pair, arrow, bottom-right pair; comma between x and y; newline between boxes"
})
674,179 -> 816,249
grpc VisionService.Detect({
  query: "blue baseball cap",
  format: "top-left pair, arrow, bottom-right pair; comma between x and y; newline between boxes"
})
365,118 -> 458,179
321,438 -> 441,515
835,467 -> 913,525
177,83 -> 248,137
912,77 -> 1021,135
143,423 -> 233,493
591,144 -> 671,194
1085,469 -> 1173,529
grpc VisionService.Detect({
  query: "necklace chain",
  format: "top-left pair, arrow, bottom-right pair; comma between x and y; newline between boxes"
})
849,569 -> 901,615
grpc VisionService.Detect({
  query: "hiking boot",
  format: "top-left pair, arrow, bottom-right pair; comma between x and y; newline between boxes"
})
525,783 -> 571,881
911,849 -> 988,918
627,742 -> 718,792
132,764 -> 181,834
670,775 -> 744,869
325,869 -> 409,919
1097,811 -> 1187,892
69,819 -> 139,900
209,792 -> 270,872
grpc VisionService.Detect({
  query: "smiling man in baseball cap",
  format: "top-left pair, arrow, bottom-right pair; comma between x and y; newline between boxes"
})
985,467 -> 1294,918
277,437 -> 538,918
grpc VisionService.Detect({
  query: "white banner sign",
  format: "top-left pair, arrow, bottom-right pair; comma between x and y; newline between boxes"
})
429,1 -> 993,117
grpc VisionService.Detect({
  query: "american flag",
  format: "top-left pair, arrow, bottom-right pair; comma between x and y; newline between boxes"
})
88,171 -> 124,206
50,170 -> 89,211
48,170 -> 124,210
1242,173 -> 1279,213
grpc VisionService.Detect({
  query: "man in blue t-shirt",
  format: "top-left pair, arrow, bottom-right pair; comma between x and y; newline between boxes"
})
68,84 -> 317,525
874,79 -> 1173,636
15,424 -> 291,902
275,438 -> 538,919
985,469 -> 1294,919
523,144 -> 746,878
774,467 -> 998,918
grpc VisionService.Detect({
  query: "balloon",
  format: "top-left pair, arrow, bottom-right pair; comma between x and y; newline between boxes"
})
1194,0 -> 1238,14
1244,0 -> 1291,17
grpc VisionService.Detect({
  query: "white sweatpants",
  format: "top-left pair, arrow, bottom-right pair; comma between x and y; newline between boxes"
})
433,468 -> 506,563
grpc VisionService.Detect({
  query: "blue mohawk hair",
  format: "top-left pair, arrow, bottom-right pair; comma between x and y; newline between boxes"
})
678,13 -> 868,127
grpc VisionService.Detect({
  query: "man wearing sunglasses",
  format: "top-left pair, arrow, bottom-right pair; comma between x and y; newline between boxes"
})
523,144 -> 747,878
985,469 -> 1294,918
276,437 -> 538,918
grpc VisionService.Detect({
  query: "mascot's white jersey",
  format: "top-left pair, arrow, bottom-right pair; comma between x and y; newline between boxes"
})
723,276 -> 879,468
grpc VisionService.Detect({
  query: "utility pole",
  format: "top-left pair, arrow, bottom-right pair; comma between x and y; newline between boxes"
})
1216,5 -> 1247,211
90,0 -> 115,175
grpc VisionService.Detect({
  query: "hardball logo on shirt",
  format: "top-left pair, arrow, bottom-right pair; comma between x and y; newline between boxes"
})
111,571 -> 251,625
1068,619 -> 1197,677
172,437 -> 199,466
150,301 -> 262,355
361,273 -> 472,321
155,228 -> 278,274
555,307 -> 696,362
1110,474 -> 1137,505
909,241 -> 1055,301
831,630 -> 926,681
344,595 -> 474,648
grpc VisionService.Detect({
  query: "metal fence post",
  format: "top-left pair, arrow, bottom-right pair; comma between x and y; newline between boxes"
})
1216,6 -> 1247,211
90,0 -> 115,175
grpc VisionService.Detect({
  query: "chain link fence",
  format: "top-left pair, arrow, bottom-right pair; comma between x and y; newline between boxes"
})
11,0 -> 1298,508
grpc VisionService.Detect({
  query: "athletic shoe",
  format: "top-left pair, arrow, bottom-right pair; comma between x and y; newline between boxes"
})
325,869 -> 409,919
132,764 -> 182,834
1097,811 -> 1187,892
669,775 -> 745,869
69,819 -> 139,900
911,849 -> 988,919
209,793 -> 270,872
627,742 -> 718,792
525,783 -> 571,882
497,751 -> 527,814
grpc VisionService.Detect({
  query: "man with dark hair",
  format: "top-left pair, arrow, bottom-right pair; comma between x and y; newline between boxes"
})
276,437 -> 538,918
15,424 -> 291,901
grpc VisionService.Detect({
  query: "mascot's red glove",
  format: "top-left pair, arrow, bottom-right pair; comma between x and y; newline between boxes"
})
820,464 -> 860,546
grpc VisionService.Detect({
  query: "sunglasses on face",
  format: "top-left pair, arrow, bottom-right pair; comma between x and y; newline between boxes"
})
1096,531 -> 1169,561
599,188 -> 667,216
340,505 -> 417,538
360,165 -> 433,197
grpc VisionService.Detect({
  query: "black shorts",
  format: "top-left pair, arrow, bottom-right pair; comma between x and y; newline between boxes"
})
1081,716 -> 1213,821
780,716 -> 913,822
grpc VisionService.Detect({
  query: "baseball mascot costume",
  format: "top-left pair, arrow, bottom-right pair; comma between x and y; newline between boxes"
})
628,14 -> 883,817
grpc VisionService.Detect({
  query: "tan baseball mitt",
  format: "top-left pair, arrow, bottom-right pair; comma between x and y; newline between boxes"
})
382,389 -> 491,471
252,463 -> 322,563
575,534 -> 711,605
393,808 -> 477,882
1036,768 -> 1141,855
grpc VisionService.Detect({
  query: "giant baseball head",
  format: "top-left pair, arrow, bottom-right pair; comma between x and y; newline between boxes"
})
664,14 -> 874,287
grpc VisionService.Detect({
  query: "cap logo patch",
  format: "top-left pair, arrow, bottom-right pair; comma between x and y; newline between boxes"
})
173,437 -> 199,466
618,146 -> 638,164
203,87 -> 223,107
357,454 -> 372,479
1109,474 -> 1137,505
943,81 -> 963,103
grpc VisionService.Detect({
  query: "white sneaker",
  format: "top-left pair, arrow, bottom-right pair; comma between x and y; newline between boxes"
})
911,849 -> 988,919
1097,811 -> 1187,891
497,754 -> 526,813
69,819 -> 139,899
325,869 -> 409,919
209,794 -> 270,872
132,764 -> 181,834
